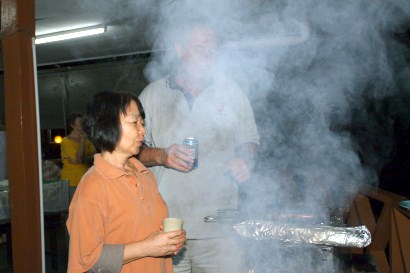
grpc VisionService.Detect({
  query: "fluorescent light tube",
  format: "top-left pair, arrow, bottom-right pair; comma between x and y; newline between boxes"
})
35,25 -> 106,45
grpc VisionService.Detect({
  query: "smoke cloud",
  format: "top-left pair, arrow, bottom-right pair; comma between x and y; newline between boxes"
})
145,0 -> 408,191
140,0 -> 410,271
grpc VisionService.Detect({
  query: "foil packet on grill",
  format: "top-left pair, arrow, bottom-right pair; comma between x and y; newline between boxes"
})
233,220 -> 371,248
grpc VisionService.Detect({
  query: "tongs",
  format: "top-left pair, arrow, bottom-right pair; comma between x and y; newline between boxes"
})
204,208 -> 242,223
204,208 -> 324,225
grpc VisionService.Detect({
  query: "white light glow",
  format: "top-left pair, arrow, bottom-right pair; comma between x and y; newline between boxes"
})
35,26 -> 106,45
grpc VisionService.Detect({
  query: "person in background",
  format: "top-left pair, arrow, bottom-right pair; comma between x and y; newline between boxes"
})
42,156 -> 61,180
67,91 -> 186,273
60,112 -> 96,200
138,19 -> 259,273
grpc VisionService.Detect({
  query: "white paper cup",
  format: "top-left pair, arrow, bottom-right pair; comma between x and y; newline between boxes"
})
163,217 -> 183,232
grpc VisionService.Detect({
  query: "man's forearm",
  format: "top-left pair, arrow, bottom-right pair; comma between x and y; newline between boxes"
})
235,142 -> 259,171
136,144 -> 165,167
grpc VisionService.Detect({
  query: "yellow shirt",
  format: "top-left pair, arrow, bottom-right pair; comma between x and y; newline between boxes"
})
60,136 -> 96,186
67,154 -> 172,273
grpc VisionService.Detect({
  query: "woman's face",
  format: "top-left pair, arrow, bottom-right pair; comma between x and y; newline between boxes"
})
71,117 -> 83,134
116,100 -> 145,157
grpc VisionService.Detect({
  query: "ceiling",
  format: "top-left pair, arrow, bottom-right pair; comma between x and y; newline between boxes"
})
32,0 -> 323,67
3,0 -> 409,68
35,0 -> 160,66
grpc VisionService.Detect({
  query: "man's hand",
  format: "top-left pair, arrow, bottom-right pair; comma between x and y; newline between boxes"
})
161,144 -> 193,172
224,158 -> 252,183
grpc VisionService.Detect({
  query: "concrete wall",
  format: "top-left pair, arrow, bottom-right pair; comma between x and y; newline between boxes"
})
0,55 -> 151,131
36,57 -> 150,130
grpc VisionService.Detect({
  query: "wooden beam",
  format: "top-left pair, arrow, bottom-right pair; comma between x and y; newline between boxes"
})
1,0 -> 42,272
391,208 -> 410,273
368,202 -> 390,252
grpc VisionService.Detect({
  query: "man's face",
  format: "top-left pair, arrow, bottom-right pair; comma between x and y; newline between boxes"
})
176,26 -> 217,81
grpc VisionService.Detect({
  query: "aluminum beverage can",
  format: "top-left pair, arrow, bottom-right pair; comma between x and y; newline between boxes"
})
183,137 -> 198,169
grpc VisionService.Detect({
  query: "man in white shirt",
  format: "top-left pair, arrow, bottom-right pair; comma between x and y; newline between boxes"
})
138,20 -> 259,273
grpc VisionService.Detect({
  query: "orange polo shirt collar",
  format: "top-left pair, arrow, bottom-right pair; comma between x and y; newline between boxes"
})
93,154 -> 149,179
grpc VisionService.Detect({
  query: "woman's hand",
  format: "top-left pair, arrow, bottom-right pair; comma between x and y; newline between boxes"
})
79,133 -> 87,142
143,229 -> 186,257
123,229 -> 186,263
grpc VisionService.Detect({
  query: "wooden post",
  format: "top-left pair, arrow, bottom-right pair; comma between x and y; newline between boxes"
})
1,0 -> 43,272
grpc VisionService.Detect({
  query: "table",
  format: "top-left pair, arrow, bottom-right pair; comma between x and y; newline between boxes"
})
0,179 -> 70,221
0,179 -> 69,268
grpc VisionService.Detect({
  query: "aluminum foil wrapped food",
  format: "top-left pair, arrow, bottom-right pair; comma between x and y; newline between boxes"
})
233,220 -> 371,248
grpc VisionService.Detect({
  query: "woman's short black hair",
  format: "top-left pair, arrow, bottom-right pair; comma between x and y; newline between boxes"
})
83,91 -> 144,153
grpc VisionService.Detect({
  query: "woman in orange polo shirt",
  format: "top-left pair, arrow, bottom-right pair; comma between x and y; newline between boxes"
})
67,91 -> 186,273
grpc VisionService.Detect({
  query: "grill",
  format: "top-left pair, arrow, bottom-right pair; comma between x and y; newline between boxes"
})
204,207 -> 371,273
243,240 -> 336,273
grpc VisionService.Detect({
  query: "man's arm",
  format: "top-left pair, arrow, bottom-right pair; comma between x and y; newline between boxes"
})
137,144 -> 166,167
137,143 -> 194,172
224,142 -> 259,183
235,142 -> 259,172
